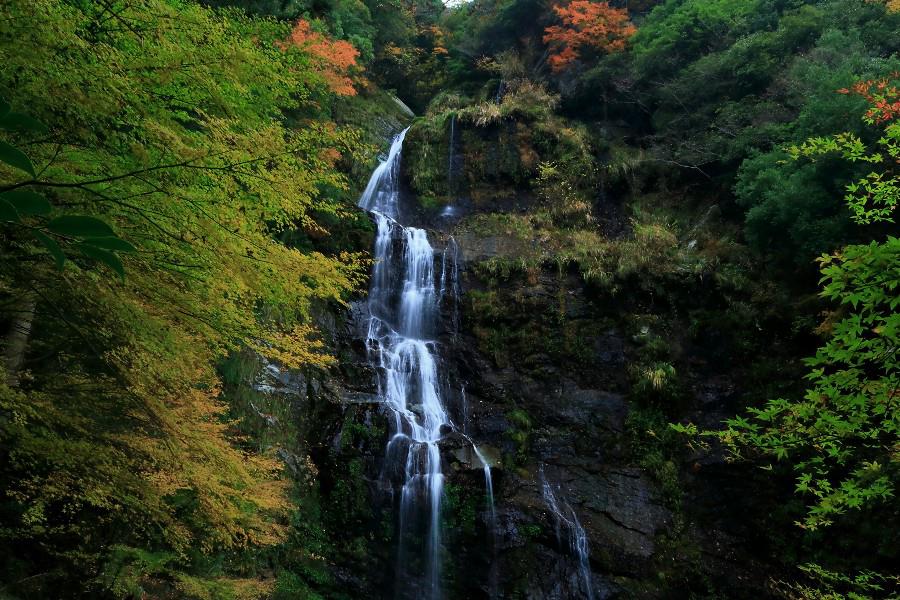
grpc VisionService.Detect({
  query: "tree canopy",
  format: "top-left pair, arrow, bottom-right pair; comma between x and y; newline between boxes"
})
1,0 -> 366,595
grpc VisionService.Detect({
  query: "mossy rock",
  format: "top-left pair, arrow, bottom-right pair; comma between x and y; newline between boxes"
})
404,113 -> 454,199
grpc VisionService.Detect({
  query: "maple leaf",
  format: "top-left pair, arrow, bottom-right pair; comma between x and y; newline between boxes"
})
542,0 -> 635,73
278,20 -> 360,96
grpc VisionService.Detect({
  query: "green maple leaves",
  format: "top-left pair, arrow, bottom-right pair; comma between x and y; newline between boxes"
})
0,98 -> 135,279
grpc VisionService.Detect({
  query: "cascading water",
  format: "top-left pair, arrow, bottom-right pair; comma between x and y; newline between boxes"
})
473,444 -> 499,599
447,114 -> 457,193
472,446 -> 497,534
359,128 -> 452,599
458,385 -> 468,435
443,114 -> 461,221
540,466 -> 594,600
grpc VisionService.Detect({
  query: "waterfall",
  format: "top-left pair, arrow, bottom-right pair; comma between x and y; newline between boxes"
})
459,385 -> 468,435
359,128 -> 452,599
540,467 -> 594,600
472,446 -> 497,531
359,128 -> 407,215
439,237 -> 460,337
447,114 -> 457,196
473,444 -> 499,600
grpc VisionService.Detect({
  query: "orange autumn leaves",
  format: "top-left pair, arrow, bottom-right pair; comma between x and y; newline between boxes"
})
838,72 -> 900,124
543,0 -> 635,72
279,19 -> 360,96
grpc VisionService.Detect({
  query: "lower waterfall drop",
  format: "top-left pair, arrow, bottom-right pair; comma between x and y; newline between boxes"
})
359,128 -> 453,599
472,446 -> 497,534
540,466 -> 594,600
473,444 -> 499,599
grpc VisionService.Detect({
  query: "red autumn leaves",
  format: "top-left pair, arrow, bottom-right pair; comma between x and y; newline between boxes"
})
277,5 -> 634,92
838,72 -> 900,124
543,0 -> 635,73
278,19 -> 360,96
277,4 -> 635,90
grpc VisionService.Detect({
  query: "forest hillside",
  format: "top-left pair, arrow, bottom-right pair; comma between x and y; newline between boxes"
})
0,0 -> 898,598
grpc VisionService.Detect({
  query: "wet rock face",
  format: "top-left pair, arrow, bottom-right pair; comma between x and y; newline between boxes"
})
580,468 -> 671,562
317,226 -> 776,599
464,381 -> 673,592
455,231 -> 533,263
315,124 -> 777,599
429,231 -> 772,596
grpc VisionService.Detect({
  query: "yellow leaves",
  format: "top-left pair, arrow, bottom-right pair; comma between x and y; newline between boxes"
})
384,43 -> 405,57
131,377 -> 292,553
643,364 -> 674,390
0,0 -> 374,587
254,324 -> 336,370
174,574 -> 276,600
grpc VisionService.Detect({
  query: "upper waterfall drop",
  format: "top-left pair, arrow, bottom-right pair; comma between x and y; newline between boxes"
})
359,127 -> 409,218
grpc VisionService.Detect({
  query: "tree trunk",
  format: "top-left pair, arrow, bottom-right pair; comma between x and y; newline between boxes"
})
3,293 -> 36,388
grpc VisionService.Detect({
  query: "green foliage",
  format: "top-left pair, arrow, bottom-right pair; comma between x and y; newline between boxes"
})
520,523 -> 542,540
576,0 -> 900,268
717,237 -> 899,530
788,116 -> 900,225
208,0 -> 377,62
677,88 -> 900,595
505,408 -> 532,465
626,407 -> 683,511
457,80 -> 559,126
731,27 -> 900,266
535,161 -> 592,226
632,361 -> 679,401
736,150 -> 855,265
0,102 -> 134,277
0,0 -> 372,596
712,95 -> 900,532
367,0 -> 454,111
774,563 -> 900,600
404,114 -> 453,199
629,0 -> 771,76
404,85 -> 596,207
442,483 -> 478,538
1,0 -> 898,594
97,546 -> 179,599
438,2 -> 900,593
272,570 -> 324,600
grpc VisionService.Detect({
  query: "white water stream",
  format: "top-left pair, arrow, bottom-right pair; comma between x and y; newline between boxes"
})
540,466 -> 594,600
359,128 -> 505,599
360,129 -> 450,598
